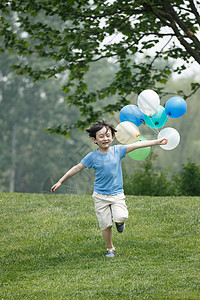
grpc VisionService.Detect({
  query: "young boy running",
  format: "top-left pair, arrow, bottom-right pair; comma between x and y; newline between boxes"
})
51,120 -> 167,257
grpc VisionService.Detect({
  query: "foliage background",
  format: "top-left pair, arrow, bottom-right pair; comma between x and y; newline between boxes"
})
1,52 -> 200,194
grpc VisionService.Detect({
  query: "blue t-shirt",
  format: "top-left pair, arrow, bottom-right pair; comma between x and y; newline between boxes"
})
81,145 -> 127,195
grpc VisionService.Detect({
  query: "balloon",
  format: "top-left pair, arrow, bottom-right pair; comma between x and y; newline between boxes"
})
137,89 -> 160,116
144,105 -> 168,129
115,121 -> 140,144
165,96 -> 187,118
119,104 -> 144,127
158,127 -> 180,150
128,136 -> 151,160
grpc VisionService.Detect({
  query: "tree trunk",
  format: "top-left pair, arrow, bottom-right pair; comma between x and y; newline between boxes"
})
9,124 -> 17,193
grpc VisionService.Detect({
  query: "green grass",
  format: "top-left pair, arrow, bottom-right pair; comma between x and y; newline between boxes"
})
0,193 -> 199,299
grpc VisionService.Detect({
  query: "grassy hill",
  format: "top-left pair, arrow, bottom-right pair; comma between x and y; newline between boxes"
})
0,193 -> 199,299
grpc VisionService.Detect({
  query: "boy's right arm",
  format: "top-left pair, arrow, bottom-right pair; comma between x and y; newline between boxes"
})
51,162 -> 86,192
126,138 -> 168,153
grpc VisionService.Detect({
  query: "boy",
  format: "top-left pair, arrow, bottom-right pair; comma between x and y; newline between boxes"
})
51,120 -> 167,257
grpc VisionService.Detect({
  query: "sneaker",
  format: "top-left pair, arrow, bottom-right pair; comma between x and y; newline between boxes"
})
106,248 -> 115,258
116,222 -> 125,233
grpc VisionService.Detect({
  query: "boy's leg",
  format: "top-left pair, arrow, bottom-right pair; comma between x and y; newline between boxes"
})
111,193 -> 128,232
102,226 -> 113,249
92,192 -> 115,255
92,192 -> 113,231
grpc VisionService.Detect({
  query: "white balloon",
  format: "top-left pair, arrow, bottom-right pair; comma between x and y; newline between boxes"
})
137,89 -> 160,116
115,121 -> 140,144
158,127 -> 180,150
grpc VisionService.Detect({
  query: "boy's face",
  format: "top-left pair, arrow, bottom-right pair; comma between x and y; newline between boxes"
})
92,126 -> 114,150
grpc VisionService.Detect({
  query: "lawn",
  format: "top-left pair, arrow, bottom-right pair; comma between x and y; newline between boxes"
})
0,193 -> 199,299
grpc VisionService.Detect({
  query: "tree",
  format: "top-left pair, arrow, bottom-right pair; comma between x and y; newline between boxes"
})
0,0 -> 199,136
0,51 -> 89,193
123,152 -> 175,196
178,159 -> 200,196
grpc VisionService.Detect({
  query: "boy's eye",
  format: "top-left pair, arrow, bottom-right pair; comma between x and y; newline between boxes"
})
98,133 -> 110,138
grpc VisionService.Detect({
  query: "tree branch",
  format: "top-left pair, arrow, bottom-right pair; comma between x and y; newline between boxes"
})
185,84 -> 200,99
90,34 -> 147,62
142,3 -> 171,26
163,0 -> 200,49
147,36 -> 174,71
168,19 -> 200,64
144,2 -> 200,64
189,0 -> 200,26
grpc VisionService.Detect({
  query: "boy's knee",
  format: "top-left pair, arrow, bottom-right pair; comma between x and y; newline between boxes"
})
114,214 -> 128,224
113,208 -> 128,223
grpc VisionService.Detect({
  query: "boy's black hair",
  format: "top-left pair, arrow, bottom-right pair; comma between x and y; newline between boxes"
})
86,120 -> 117,138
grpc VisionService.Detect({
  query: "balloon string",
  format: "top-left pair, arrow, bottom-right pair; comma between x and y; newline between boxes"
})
159,114 -> 169,132
148,116 -> 160,135
150,127 -> 160,136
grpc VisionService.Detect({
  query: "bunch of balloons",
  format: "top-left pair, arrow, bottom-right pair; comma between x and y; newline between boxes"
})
115,89 -> 187,160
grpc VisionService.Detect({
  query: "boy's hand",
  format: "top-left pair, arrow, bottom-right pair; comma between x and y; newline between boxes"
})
158,138 -> 168,145
51,181 -> 61,193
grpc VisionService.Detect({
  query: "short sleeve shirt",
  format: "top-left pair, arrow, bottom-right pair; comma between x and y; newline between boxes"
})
81,145 -> 127,195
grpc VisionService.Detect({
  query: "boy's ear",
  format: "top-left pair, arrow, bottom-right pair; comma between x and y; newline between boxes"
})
111,134 -> 115,141
92,137 -> 97,144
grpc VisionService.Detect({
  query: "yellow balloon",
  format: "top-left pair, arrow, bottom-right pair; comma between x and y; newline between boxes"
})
115,121 -> 140,144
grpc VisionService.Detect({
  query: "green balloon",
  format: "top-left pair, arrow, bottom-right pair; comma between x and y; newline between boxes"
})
128,136 -> 151,160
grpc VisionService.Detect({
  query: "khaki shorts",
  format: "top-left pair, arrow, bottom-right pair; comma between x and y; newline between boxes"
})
92,191 -> 128,230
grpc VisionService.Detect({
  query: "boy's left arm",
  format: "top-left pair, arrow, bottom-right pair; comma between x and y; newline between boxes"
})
126,138 -> 168,154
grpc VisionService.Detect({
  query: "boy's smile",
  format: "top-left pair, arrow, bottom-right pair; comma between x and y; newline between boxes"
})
92,126 -> 115,153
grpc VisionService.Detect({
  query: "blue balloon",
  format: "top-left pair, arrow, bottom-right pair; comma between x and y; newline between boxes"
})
165,96 -> 187,118
144,105 -> 168,129
119,104 -> 144,127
